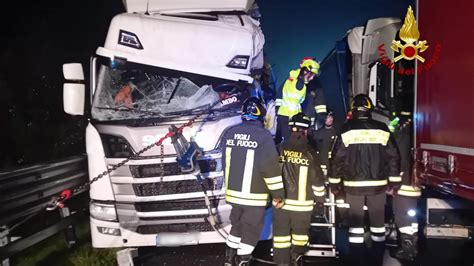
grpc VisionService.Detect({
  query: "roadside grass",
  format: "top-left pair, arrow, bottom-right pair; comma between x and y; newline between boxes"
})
12,216 -> 118,266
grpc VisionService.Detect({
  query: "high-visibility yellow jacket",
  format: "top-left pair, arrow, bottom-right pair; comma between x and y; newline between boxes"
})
275,69 -> 307,118
276,69 -> 327,118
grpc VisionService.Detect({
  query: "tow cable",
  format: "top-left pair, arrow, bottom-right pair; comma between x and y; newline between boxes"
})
41,93 -> 242,239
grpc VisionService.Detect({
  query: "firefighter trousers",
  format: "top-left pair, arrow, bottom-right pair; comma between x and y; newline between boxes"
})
272,207 -> 312,264
346,193 -> 386,266
276,115 -> 290,144
225,204 -> 267,256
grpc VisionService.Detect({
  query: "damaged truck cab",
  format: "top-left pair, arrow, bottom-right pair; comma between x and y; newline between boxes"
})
62,0 -> 265,248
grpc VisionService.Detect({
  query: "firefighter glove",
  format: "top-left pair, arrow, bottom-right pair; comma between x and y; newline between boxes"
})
272,198 -> 285,209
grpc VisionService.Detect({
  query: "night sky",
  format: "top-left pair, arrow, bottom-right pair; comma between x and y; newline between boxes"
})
0,0 -> 124,169
0,0 -> 412,169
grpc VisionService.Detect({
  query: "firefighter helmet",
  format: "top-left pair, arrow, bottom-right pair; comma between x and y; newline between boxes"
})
351,94 -> 373,112
241,97 -> 266,121
300,57 -> 320,74
288,112 -> 311,130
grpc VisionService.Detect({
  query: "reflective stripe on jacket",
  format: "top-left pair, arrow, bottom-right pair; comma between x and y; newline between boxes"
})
223,120 -> 285,206
329,117 -> 401,195
279,134 -> 326,211
276,69 -> 306,118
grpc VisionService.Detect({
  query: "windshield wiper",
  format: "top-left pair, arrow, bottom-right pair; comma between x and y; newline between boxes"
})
94,106 -> 163,117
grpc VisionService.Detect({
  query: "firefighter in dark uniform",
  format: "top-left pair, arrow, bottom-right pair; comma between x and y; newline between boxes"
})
275,58 -> 324,143
390,116 -> 421,262
223,97 -> 285,266
329,94 -> 401,266
273,113 -> 326,266
311,111 -> 337,176
303,79 -> 328,129
311,111 -> 350,223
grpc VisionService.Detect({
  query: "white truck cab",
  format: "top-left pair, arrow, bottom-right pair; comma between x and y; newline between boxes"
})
62,0 -> 265,248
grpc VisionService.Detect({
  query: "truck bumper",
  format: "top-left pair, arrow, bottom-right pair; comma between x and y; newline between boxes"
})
90,217 -> 232,248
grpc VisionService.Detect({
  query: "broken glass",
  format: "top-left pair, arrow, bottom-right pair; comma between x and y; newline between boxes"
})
91,60 -> 242,121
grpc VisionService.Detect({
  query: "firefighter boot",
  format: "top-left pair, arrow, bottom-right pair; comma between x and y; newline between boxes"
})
235,254 -> 252,266
369,241 -> 385,266
224,246 -> 237,266
348,243 -> 368,266
394,233 -> 418,262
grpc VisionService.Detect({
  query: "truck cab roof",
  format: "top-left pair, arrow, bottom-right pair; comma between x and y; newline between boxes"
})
123,0 -> 255,14
98,6 -> 263,81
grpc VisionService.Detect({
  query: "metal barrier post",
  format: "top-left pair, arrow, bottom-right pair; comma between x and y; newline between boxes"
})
59,207 -> 76,248
0,227 -> 9,266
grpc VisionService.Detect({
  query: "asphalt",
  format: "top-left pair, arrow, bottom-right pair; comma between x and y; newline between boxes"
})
136,238 -> 474,266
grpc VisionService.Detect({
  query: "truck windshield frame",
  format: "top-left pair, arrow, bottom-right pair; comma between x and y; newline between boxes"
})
91,56 -> 247,123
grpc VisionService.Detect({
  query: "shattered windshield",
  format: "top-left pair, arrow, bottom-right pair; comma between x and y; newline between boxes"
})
91,57 -> 247,121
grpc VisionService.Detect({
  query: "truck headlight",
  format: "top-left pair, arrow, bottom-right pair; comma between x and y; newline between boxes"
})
227,56 -> 249,69
90,201 -> 118,221
100,134 -> 134,158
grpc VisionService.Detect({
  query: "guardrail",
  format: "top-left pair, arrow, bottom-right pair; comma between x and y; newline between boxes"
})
0,155 -> 89,262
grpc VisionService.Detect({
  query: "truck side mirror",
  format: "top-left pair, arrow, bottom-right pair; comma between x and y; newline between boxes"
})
63,63 -> 85,80
63,83 -> 85,115
63,63 -> 85,116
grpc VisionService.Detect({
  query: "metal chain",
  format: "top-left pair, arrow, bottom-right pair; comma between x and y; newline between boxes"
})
47,92 -> 242,210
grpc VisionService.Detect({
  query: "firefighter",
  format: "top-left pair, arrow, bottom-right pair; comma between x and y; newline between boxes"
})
311,111 -> 350,223
329,94 -> 401,266
390,116 -> 421,262
275,58 -> 324,143
311,111 -> 337,177
273,112 -> 326,266
223,97 -> 285,266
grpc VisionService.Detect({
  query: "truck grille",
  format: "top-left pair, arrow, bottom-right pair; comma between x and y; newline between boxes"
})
130,159 -> 220,178
136,222 -> 214,234
132,176 -> 223,197
135,198 -> 220,212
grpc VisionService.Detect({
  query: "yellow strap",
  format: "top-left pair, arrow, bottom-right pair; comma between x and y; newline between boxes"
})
291,239 -> 308,246
284,199 -> 313,206
298,166 -> 308,201
282,204 -> 313,212
225,147 -> 232,188
264,176 -> 283,184
341,129 -> 390,147
343,179 -> 388,187
400,185 -> 421,191
315,105 -> 327,113
328,177 -> 341,184
312,185 -> 325,192
292,234 -> 309,241
274,242 -> 292,248
225,195 -> 268,206
274,235 -> 291,242
314,191 -> 325,197
389,176 -> 402,182
226,189 -> 269,200
267,182 -> 284,190
398,189 -> 421,197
